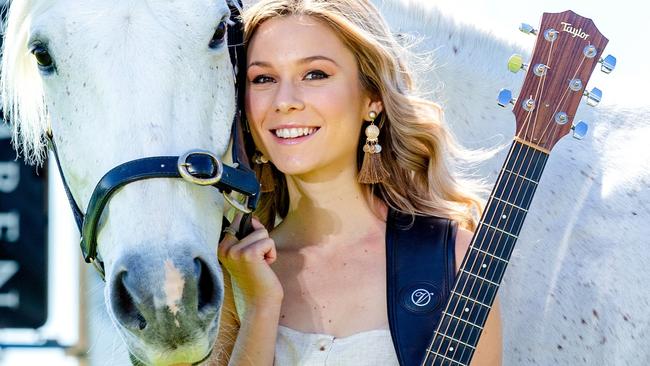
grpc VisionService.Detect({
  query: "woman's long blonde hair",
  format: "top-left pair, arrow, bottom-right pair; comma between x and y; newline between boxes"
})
242,0 -> 485,230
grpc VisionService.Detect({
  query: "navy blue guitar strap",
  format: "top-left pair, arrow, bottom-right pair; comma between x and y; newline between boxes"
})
386,209 -> 458,366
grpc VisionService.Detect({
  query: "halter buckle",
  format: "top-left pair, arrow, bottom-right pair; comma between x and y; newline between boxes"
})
177,150 -> 224,186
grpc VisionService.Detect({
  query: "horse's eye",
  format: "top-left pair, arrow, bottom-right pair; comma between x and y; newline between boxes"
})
209,21 -> 227,49
31,46 -> 54,69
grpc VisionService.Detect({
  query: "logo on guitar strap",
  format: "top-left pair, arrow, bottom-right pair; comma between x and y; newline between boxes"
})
411,288 -> 434,307
400,282 -> 441,313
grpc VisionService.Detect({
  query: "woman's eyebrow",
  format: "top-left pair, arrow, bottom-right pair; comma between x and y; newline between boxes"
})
248,55 -> 339,68
248,60 -> 272,68
298,55 -> 339,66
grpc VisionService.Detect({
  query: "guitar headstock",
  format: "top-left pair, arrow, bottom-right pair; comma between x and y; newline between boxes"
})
498,10 -> 614,152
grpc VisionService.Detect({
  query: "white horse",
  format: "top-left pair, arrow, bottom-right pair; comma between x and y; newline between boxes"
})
1,0 -> 239,364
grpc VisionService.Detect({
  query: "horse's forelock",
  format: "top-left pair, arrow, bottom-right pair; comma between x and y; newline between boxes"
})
1,0 -> 54,166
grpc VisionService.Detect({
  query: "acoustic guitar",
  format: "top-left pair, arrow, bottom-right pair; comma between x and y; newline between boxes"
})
421,10 -> 615,366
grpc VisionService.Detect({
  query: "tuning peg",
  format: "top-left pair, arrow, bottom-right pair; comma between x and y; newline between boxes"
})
519,23 -> 538,35
508,54 -> 528,73
497,89 -> 516,108
583,87 -> 602,107
572,121 -> 589,140
599,54 -> 616,74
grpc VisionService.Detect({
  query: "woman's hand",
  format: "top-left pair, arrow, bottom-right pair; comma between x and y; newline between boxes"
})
218,216 -> 284,311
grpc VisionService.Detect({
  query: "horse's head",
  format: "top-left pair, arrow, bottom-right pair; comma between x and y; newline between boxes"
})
2,0 -> 240,363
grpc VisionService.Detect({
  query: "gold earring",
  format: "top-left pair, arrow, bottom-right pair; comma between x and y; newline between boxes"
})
358,111 -> 389,184
252,152 -> 275,193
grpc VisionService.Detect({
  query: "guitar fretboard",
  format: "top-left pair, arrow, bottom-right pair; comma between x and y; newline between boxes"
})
422,140 -> 549,366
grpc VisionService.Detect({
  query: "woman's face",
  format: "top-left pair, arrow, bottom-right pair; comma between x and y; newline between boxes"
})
245,15 -> 381,179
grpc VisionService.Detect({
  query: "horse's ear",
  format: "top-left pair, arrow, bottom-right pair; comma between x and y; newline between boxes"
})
228,0 -> 243,12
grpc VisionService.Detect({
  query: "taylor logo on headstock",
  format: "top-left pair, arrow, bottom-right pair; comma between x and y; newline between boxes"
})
560,21 -> 589,39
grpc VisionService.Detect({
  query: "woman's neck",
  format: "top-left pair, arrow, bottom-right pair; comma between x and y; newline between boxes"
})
273,166 -> 387,250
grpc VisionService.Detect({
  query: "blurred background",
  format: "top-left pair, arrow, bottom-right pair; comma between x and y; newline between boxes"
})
0,0 -> 646,365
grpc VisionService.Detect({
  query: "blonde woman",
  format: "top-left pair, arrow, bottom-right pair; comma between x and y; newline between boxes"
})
213,0 -> 502,365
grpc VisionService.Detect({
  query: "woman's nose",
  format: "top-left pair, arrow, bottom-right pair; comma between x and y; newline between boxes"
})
274,81 -> 305,113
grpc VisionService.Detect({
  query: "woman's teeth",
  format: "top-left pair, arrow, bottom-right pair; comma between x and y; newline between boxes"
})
274,127 -> 317,139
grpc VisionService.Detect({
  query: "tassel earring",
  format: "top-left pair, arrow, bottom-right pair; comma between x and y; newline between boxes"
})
252,152 -> 275,193
358,111 -> 389,184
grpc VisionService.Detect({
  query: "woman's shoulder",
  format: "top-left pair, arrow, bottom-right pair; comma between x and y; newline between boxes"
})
454,227 -> 474,272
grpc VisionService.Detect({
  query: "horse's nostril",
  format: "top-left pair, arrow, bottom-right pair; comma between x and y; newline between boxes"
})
112,271 -> 147,331
195,258 -> 216,312
136,312 -> 147,331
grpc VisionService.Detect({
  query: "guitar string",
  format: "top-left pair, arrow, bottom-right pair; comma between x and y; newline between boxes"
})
442,24 -> 583,364
422,144 -> 519,364
456,36 -> 593,364
540,45 -> 588,142
434,29 -> 588,364
426,142 -> 543,365
528,34 -> 556,147
427,27 -> 557,366
446,141 -> 545,365
434,31 -> 554,364
426,72 -> 540,366
437,27 -> 595,366
426,135 -> 541,364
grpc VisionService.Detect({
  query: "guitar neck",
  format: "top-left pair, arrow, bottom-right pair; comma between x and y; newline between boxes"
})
421,139 -> 549,366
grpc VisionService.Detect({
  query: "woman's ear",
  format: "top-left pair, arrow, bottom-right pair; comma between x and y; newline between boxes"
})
365,100 -> 384,120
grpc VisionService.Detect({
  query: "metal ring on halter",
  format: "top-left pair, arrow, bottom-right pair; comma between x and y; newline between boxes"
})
177,149 -> 224,186
222,191 -> 253,214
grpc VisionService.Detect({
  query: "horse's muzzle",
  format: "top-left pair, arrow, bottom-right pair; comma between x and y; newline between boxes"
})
107,245 -> 222,352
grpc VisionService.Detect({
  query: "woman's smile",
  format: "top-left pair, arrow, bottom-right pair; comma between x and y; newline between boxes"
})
269,126 -> 321,145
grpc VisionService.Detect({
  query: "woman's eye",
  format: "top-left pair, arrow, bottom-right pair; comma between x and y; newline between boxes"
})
251,75 -> 275,84
304,70 -> 329,80
209,21 -> 228,49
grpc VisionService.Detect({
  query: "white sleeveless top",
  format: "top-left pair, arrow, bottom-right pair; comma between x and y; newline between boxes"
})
274,325 -> 400,366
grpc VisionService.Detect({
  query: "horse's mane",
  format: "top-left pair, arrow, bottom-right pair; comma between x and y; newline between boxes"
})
1,0 -> 56,165
377,0 -> 524,83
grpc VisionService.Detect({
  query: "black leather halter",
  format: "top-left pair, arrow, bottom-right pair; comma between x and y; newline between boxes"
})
47,0 -> 258,280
